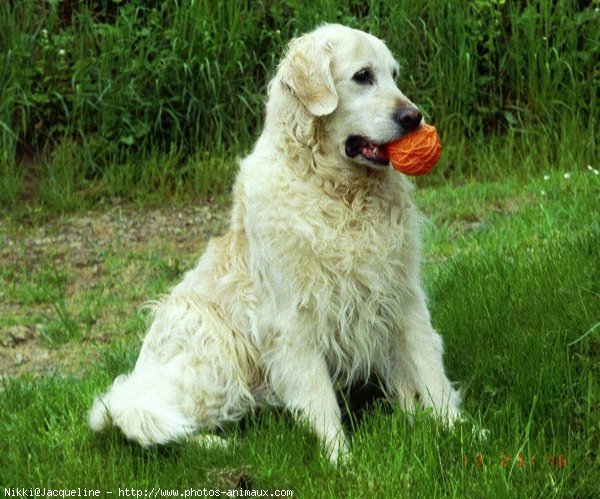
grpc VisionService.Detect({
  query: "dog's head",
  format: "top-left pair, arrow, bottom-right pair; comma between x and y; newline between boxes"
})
274,24 -> 422,170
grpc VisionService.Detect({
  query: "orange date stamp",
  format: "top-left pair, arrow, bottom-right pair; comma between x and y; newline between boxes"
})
462,452 -> 567,469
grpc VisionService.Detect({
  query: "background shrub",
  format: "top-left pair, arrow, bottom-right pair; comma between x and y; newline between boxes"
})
0,0 -> 598,203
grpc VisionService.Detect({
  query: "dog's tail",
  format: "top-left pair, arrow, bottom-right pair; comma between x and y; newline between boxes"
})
88,371 -> 197,446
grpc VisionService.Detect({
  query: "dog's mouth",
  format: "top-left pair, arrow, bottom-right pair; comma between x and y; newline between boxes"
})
345,136 -> 390,166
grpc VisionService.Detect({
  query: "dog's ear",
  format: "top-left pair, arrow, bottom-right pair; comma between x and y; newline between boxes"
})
278,34 -> 339,117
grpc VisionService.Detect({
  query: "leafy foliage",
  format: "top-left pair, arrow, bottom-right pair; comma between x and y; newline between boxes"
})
0,0 -> 598,206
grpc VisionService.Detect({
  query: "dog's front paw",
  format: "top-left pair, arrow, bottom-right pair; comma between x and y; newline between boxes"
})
325,433 -> 350,465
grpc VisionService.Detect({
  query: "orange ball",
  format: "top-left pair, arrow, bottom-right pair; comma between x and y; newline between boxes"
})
386,124 -> 442,176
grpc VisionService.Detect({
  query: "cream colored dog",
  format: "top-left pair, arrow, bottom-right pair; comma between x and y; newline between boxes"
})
89,24 -> 460,462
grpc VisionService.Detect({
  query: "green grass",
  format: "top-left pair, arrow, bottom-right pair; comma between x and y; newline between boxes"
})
1,0 -> 598,494
1,169 -> 598,497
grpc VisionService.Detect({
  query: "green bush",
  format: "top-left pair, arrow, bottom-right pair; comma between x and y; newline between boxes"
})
0,0 -> 598,202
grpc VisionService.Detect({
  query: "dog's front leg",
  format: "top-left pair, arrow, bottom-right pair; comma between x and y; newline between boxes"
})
267,337 -> 348,463
389,289 -> 461,424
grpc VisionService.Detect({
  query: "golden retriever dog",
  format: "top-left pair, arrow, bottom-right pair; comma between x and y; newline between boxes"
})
89,24 -> 460,462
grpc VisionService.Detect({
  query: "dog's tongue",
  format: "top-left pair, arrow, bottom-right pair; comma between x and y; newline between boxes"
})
361,142 -> 389,161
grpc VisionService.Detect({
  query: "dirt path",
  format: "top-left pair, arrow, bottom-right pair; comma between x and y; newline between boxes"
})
1,201 -> 231,378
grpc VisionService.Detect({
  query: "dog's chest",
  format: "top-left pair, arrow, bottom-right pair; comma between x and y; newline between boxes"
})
300,199 -> 417,372
308,199 -> 412,286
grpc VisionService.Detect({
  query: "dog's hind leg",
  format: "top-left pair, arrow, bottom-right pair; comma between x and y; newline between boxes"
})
89,293 -> 258,447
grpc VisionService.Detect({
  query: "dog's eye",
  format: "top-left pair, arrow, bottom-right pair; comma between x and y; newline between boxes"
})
392,69 -> 399,80
352,68 -> 374,85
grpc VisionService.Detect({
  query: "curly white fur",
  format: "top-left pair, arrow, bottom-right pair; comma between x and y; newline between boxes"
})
89,24 -> 460,462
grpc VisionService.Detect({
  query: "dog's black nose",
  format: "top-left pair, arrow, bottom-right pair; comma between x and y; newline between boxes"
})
393,107 -> 423,132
